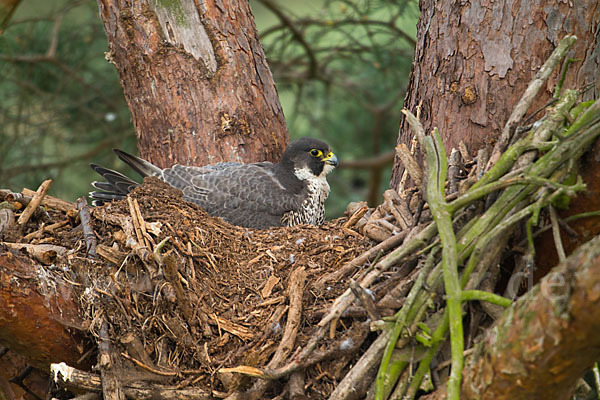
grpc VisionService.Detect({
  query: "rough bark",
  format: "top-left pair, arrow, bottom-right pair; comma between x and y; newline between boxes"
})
0,251 -> 89,370
96,0 -> 288,167
391,0 -> 599,187
390,0 -> 600,272
423,233 -> 600,400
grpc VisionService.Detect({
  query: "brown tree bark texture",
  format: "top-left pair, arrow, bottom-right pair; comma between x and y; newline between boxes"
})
0,252 -> 88,370
424,233 -> 600,400
391,0 -> 599,188
96,0 -> 288,168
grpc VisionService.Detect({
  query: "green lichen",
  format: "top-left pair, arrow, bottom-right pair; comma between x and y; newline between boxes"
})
155,0 -> 187,27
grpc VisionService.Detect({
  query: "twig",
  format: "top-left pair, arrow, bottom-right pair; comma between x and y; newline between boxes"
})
343,205 -> 369,229
315,230 -> 406,288
0,209 -> 15,236
395,143 -> 423,187
460,290 -> 511,307
383,189 -> 414,229
50,362 -> 211,399
127,196 -> 150,249
349,279 -> 381,321
289,370 -> 305,400
77,197 -> 97,257
593,362 -> 600,400
21,188 -> 76,212
98,319 -> 124,400
269,266 -> 306,366
329,331 -> 390,400
447,148 -> 463,195
23,220 -> 68,241
162,253 -> 196,327
120,353 -> 177,377
1,242 -> 67,264
549,205 -> 567,263
17,179 -> 52,226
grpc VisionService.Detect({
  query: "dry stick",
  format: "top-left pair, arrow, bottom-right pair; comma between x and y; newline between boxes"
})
549,204 -> 567,263
263,267 -> 307,363
3,191 -> 29,208
349,279 -> 381,321
0,242 -> 67,264
17,179 -> 52,226
120,353 -> 177,377
316,231 -> 407,288
23,220 -> 69,241
50,363 -> 211,399
486,35 -> 577,171
127,196 -> 149,248
384,189 -> 414,228
162,253 -> 195,326
77,197 -> 97,257
98,319 -> 124,400
343,204 -> 369,228
329,331 -> 390,400
397,136 -> 418,194
289,370 -> 306,400
447,148 -> 463,195
396,142 -> 423,188
21,187 -> 76,212
226,267 -> 307,400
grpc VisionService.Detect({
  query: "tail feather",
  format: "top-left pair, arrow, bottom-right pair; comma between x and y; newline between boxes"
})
113,149 -> 163,178
89,161 -> 142,205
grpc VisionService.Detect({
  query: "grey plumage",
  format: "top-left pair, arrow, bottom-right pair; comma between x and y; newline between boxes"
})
90,137 -> 338,229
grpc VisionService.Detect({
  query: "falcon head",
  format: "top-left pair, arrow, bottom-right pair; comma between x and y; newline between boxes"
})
282,137 -> 338,181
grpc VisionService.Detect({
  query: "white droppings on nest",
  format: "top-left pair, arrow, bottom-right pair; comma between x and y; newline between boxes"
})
339,338 -> 354,351
271,322 -> 282,333
51,362 -> 73,383
35,265 -> 58,295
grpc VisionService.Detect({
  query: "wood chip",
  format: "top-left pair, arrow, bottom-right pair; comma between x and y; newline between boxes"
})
261,275 -> 281,298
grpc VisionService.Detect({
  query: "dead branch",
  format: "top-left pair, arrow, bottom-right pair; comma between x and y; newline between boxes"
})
51,362 -> 211,399
98,320 -> 125,400
77,197 -> 97,257
17,179 -> 52,226
21,187 -> 76,213
0,242 -> 67,265
316,231 -> 406,288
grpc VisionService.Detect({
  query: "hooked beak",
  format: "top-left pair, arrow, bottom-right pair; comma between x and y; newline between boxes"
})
322,152 -> 339,167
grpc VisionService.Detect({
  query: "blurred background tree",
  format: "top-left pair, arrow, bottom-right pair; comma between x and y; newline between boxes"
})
0,0 -> 418,217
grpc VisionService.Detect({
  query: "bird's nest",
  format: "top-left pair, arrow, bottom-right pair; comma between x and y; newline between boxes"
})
3,177 -> 402,399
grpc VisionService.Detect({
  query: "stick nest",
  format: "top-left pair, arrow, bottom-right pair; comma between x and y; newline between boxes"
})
6,177 -> 379,397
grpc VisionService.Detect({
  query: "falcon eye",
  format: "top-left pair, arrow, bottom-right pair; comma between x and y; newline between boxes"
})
310,149 -> 323,157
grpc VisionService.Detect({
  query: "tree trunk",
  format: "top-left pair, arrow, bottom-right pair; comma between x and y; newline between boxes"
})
391,0 -> 599,185
96,0 -> 289,168
391,0 -> 600,270
0,252 -> 89,370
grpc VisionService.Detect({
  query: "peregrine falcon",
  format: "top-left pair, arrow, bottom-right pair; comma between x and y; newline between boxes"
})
89,137 -> 338,229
